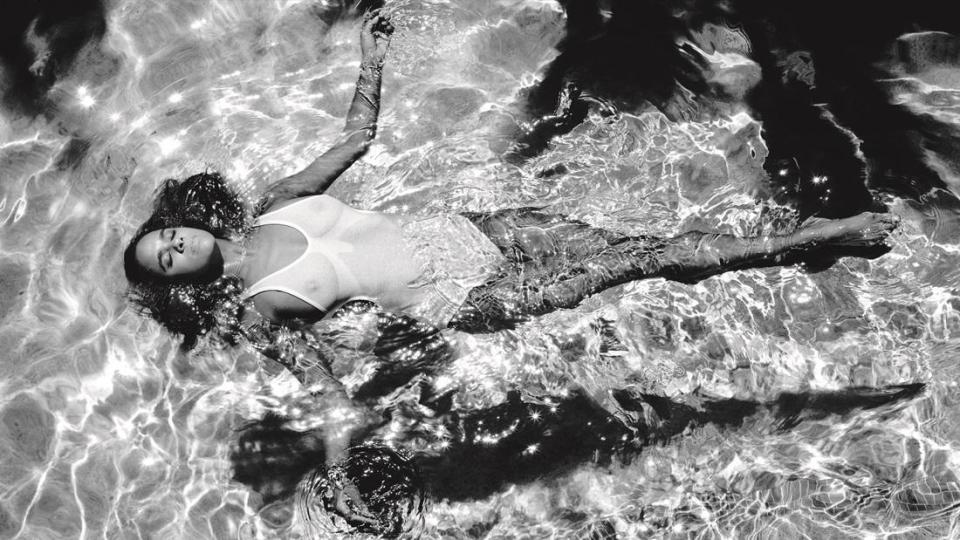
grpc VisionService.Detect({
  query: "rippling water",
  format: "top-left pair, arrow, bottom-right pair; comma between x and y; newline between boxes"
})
2,0 -> 960,538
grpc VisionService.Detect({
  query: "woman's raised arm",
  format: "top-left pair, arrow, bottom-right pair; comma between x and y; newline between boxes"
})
261,12 -> 394,210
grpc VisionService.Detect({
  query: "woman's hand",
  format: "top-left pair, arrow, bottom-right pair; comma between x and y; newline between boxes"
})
360,11 -> 394,66
328,476 -> 379,527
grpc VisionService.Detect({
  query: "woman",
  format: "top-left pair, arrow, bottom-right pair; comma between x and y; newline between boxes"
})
123,11 -> 898,525
124,12 -> 899,345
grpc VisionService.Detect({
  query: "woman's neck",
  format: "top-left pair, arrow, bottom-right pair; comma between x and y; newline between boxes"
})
216,238 -> 246,277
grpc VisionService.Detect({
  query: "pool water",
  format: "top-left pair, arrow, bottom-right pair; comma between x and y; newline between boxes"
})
2,0 -> 960,538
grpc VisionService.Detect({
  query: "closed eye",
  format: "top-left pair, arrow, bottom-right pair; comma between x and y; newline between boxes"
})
156,229 -> 177,272
156,228 -> 175,272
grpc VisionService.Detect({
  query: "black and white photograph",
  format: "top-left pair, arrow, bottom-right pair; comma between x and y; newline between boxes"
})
1,0 -> 960,537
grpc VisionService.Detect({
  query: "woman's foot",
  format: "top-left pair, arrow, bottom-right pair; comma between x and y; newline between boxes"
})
798,212 -> 900,248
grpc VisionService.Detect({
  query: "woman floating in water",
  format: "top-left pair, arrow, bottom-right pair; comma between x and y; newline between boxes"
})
122,10 -> 899,527
123,12 -> 898,345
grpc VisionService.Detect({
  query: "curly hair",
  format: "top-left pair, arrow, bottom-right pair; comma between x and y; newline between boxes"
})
123,171 -> 253,348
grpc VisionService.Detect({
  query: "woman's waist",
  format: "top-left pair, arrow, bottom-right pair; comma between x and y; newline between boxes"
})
397,213 -> 506,284
332,213 -> 506,325
367,283 -> 433,313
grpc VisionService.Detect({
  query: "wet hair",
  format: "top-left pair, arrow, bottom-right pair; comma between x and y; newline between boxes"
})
123,171 -> 251,348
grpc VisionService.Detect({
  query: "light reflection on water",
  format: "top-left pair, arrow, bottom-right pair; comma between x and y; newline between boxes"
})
1,0 -> 960,538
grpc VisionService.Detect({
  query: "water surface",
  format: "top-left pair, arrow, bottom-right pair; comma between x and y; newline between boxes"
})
2,0 -> 960,538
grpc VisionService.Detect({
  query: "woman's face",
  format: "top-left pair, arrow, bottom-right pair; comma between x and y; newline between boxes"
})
135,227 -> 220,279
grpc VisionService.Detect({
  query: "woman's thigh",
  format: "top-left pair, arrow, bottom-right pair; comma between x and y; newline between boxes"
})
463,208 -> 625,268
449,224 -> 665,333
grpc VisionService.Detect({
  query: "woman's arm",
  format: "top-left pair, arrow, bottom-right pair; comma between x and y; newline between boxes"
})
240,302 -> 452,526
244,319 -> 379,525
260,12 -> 395,210
327,300 -> 456,402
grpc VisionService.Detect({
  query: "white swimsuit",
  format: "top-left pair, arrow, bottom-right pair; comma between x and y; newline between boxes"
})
240,196 -> 375,313
242,196 -> 506,326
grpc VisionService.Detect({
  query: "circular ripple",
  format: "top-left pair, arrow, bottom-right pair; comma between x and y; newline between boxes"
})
295,444 -> 425,538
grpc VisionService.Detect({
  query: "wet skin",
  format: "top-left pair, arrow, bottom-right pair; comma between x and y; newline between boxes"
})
134,226 -> 220,278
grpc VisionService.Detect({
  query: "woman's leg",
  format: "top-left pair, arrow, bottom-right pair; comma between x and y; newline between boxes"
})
450,211 -> 898,333
462,207 -> 627,266
453,208 -> 663,332
655,212 -> 899,283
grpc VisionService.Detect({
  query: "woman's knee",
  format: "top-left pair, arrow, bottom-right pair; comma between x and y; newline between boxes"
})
514,226 -> 559,260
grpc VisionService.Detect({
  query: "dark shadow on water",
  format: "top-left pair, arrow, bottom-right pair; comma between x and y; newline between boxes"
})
511,0 -> 960,219
0,0 -> 107,115
736,0 -> 960,217
505,0 -> 711,164
230,382 -> 924,534
355,310 -> 456,403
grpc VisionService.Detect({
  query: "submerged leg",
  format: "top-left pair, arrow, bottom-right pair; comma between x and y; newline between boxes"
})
657,211 -> 899,283
463,207 -> 626,264
450,211 -> 897,332
452,208 -> 636,331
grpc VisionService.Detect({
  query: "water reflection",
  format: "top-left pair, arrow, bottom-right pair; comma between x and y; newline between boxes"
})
232,384 -> 931,536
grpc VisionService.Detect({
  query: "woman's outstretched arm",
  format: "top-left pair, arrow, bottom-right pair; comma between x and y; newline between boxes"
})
261,12 -> 394,210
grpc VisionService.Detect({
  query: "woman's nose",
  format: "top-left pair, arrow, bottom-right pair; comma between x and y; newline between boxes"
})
173,236 -> 185,253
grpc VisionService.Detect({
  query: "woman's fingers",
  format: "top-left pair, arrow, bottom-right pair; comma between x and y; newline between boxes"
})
373,14 -> 394,37
362,9 -> 382,33
362,11 -> 393,40
333,487 -> 378,526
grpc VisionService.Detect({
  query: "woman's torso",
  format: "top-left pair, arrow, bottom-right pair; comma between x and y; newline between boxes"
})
240,195 -> 427,320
